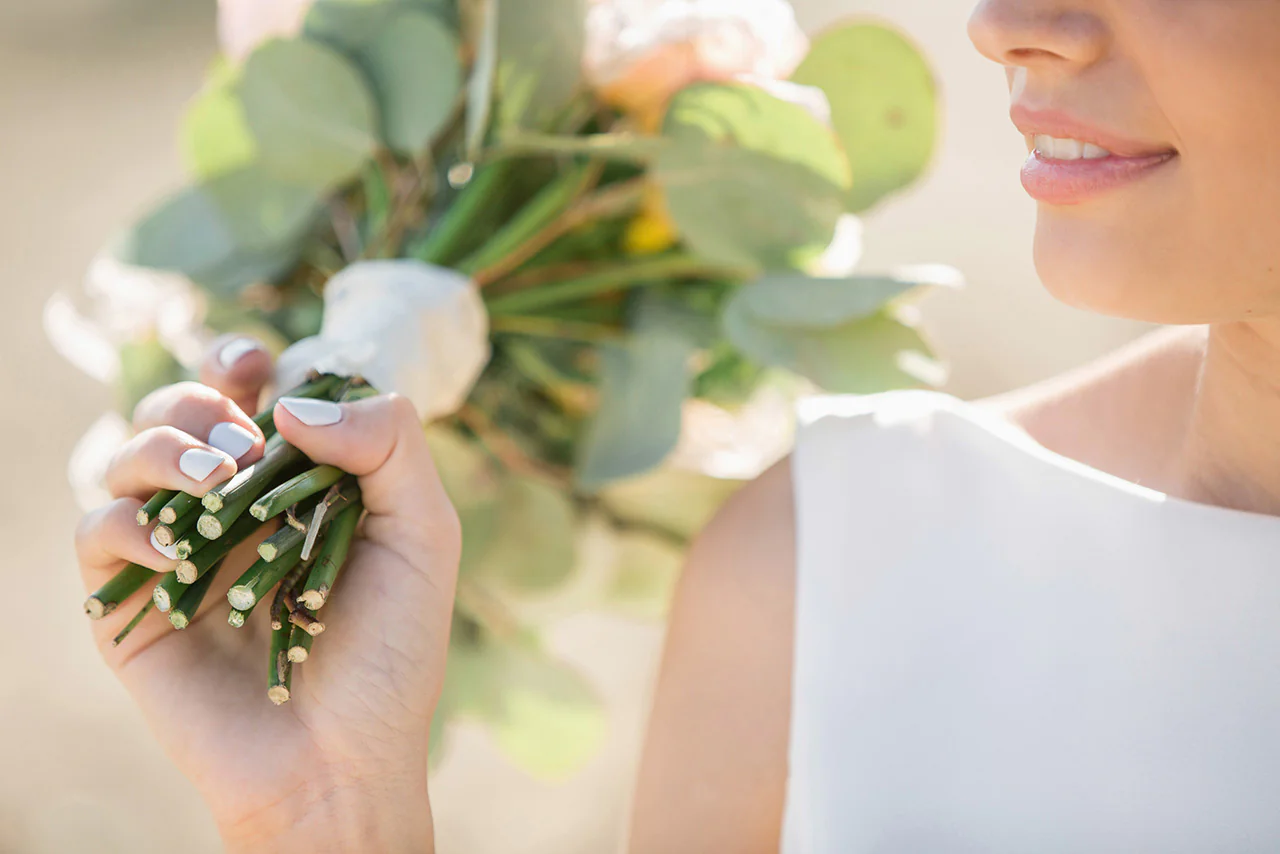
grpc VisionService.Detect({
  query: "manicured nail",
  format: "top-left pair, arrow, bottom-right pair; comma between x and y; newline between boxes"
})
179,448 -> 228,483
218,338 -> 262,371
208,422 -> 256,460
151,529 -> 181,561
278,397 -> 343,427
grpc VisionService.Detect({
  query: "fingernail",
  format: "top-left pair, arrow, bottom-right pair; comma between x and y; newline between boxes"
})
179,448 -> 228,483
279,397 -> 343,427
151,529 -> 181,561
208,422 -> 256,460
218,338 -> 262,371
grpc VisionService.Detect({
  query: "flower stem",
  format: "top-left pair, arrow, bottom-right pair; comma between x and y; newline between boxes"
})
112,599 -> 154,647
136,490 -> 177,527
270,561 -> 311,631
250,465 -> 345,522
489,314 -> 622,343
227,541 -> 306,613
411,159 -> 513,266
154,504 -> 200,548
159,492 -> 202,526
267,619 -> 293,706
151,571 -> 188,614
175,514 -> 264,585
168,558 -> 225,630
199,438 -> 305,537
484,254 -> 744,315
257,481 -> 359,562
298,500 -> 363,610
85,563 -> 154,620
287,624 -> 314,663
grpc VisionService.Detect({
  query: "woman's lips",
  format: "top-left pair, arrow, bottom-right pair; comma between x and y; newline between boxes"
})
1020,149 -> 1177,206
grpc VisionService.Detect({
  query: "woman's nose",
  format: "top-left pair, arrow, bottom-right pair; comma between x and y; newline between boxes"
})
968,0 -> 1109,69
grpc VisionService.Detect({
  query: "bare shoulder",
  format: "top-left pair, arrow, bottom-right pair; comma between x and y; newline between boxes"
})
986,326 -> 1206,487
628,458 -> 797,854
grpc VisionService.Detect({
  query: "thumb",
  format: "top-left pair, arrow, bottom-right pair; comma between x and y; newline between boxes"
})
272,393 -> 461,562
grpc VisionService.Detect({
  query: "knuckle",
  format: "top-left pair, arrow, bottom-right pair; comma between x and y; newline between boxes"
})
384,393 -> 421,428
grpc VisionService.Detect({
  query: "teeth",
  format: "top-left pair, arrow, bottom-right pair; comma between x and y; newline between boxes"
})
1034,134 -> 1112,161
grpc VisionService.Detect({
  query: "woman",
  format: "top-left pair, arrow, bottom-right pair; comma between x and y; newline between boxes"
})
74,0 -> 1280,850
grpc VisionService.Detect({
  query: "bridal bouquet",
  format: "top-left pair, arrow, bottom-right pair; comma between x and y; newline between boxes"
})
53,0 -> 949,775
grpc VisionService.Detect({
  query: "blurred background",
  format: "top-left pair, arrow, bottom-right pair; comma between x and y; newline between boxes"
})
0,0 -> 1149,851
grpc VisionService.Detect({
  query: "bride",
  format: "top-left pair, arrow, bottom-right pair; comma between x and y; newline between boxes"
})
74,0 -> 1280,850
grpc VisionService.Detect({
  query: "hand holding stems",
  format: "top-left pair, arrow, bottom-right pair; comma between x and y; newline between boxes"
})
73,336 -> 461,852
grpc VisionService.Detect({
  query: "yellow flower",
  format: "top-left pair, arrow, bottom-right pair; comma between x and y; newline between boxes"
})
624,185 -> 679,255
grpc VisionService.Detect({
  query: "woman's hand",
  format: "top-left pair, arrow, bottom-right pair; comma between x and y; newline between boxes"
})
74,337 -> 461,853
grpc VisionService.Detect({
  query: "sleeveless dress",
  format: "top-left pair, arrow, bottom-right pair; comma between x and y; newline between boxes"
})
781,391 -> 1280,853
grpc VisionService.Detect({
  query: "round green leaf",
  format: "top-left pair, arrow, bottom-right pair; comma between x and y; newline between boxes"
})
116,166 -> 320,288
496,0 -> 585,129
304,0 -> 401,51
658,83 -> 850,270
357,9 -> 462,152
724,297 -> 943,394
473,475 -> 577,594
181,61 -> 256,179
740,273 -> 922,328
239,38 -> 379,189
791,22 -> 938,212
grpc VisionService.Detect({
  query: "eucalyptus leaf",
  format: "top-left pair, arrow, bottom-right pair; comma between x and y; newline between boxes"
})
575,323 -> 694,491
116,166 -> 320,287
657,83 -> 850,270
181,61 -> 256,179
466,0 -> 498,159
791,22 -> 938,212
239,38 -> 379,189
739,273 -> 924,329
598,468 -> 744,542
495,0 -> 585,129
605,531 -> 684,620
194,242 -> 303,296
725,297 -> 943,394
304,0 -> 401,51
348,9 -> 462,152
473,475 -> 577,594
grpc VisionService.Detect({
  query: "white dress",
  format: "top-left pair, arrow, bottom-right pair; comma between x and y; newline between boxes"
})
781,391 -> 1280,853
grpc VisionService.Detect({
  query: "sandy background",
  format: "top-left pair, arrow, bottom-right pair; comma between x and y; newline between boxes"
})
0,0 -> 1149,851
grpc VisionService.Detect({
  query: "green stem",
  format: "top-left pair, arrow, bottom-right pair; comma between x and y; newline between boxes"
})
159,492 -> 202,526
255,374 -> 343,439
298,501 -> 363,610
287,624 -> 315,663
250,465 -> 345,522
411,159 -> 513,266
268,619 -> 293,705
154,505 -> 200,548
458,160 -> 599,277
257,482 -> 360,562
488,131 -> 665,163
199,438 -> 305,537
136,490 -> 177,527
176,514 -> 264,584
85,563 -> 154,620
112,599 -> 155,647
151,571 -> 188,614
227,541 -> 306,613
489,314 -> 623,343
169,558 -> 225,630
271,561 -> 311,630
484,254 -> 744,316
228,610 -> 247,629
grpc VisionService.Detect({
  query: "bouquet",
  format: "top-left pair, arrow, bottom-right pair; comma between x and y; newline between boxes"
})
54,0 -> 952,776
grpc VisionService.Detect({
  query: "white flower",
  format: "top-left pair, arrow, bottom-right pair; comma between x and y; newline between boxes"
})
218,0 -> 313,62
45,253 -> 204,383
584,0 -> 808,114
68,413 -> 133,512
276,260 -> 491,421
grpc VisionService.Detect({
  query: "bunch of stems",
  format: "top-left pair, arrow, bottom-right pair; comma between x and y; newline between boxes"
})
84,374 -> 368,704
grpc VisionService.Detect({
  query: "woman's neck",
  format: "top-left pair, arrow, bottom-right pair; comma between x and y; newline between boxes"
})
1174,319 -> 1280,515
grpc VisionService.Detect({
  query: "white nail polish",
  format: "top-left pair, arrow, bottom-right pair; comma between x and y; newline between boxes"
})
208,422 -> 256,460
151,529 -> 181,561
279,397 -> 343,427
179,448 -> 227,483
218,338 -> 262,371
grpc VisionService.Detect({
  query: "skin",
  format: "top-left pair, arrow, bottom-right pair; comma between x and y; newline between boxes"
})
78,2 -> 1280,850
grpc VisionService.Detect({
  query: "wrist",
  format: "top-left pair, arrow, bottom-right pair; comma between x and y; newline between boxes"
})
217,765 -> 433,854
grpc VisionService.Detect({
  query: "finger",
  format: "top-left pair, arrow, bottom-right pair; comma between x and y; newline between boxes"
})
198,334 -> 273,416
76,498 -> 180,588
132,382 -> 266,465
272,394 -> 460,553
105,426 -> 238,500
